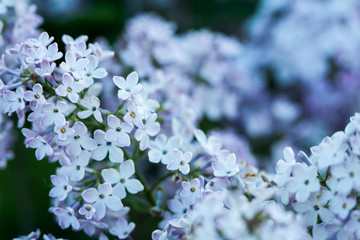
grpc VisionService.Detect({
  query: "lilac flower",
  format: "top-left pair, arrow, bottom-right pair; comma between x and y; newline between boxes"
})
81,55 -> 107,88
26,46 -> 47,64
40,101 -> 68,127
69,40 -> 92,58
345,210 -> 360,239
123,100 -> 144,128
79,203 -> 96,220
180,178 -> 204,205
148,134 -> 181,164
57,150 -> 90,181
44,43 -> 63,62
82,183 -> 123,220
167,149 -> 192,175
4,87 -> 25,113
292,191 -> 334,227
58,121 -> 97,157
275,147 -> 296,186
50,207 -> 80,230
286,163 -> 320,202
27,32 -> 54,47
330,156 -> 360,195
49,175 -> 72,201
113,71 -> 143,100
55,73 -> 84,103
194,129 -> 222,156
77,95 -> 103,123
212,152 -> 239,177
92,129 -> 124,163
104,115 -> 133,147
34,59 -> 56,80
101,160 -> 144,199
24,83 -> 45,110
109,217 -> 135,239
328,194 -> 356,220
26,136 -> 53,160
134,113 -> 161,151
54,121 -> 75,141
59,51 -> 88,79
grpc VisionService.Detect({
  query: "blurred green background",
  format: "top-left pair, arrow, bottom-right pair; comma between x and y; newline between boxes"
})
0,0 -> 258,239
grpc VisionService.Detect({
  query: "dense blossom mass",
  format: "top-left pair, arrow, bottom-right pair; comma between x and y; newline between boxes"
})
1,0 -> 360,239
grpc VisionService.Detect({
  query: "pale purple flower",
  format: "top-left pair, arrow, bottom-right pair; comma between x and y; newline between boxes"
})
134,113 -> 160,151
24,83 -> 45,110
286,163 -> 320,202
82,183 -> 123,220
44,43 -> 63,62
330,156 -> 360,195
4,87 -> 25,113
27,32 -> 54,47
275,147 -> 297,186
92,129 -> 124,163
101,160 -> 144,199
49,175 -> 72,201
62,34 -> 88,48
77,95 -> 103,123
109,217 -> 135,239
69,40 -> 92,58
26,136 -> 53,160
56,73 -> 84,103
167,149 -> 192,175
58,121 -> 97,157
40,101 -> 68,126
78,219 -> 108,237
212,152 -> 239,177
59,51 -> 88,79
293,191 -> 334,227
205,177 -> 229,192
81,55 -> 107,88
194,129 -> 222,156
328,194 -> 356,220
57,150 -> 90,181
54,121 -> 75,141
35,59 -> 56,79
123,99 -> 144,125
26,46 -> 47,64
79,203 -> 96,220
113,71 -> 143,100
344,210 -> 360,239
148,134 -> 181,164
50,207 -> 80,230
104,115 -> 133,147
180,178 -> 204,205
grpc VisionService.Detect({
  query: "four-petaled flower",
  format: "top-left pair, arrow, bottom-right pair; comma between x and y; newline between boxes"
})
167,149 -> 192,175
56,73 -> 84,103
113,71 -> 143,100
82,183 -> 123,220
101,160 -> 144,199
78,95 -> 103,123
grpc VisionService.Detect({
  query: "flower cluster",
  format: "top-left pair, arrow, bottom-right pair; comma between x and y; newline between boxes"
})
0,27 -> 164,238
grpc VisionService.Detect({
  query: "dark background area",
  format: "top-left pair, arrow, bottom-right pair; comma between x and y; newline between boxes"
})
0,0 -> 258,239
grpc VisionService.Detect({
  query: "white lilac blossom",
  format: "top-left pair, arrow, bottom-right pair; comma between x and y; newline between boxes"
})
78,95 -> 103,123
82,183 -> 123,221
113,71 -> 143,100
134,113 -> 161,151
101,160 -> 144,199
49,175 -> 72,201
4,8 -> 360,240
23,83 -> 46,110
148,134 -> 181,164
92,129 -> 124,163
166,149 -> 192,175
55,73 -> 84,103
13,229 -> 64,240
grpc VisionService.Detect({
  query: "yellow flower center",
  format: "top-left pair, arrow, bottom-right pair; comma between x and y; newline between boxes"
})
60,128 -> 66,133
130,112 -> 135,118
35,94 -> 40,99
67,87 -> 72,93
